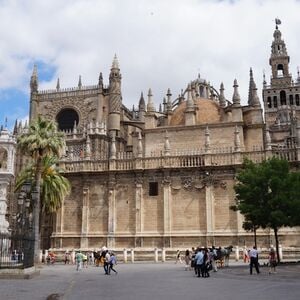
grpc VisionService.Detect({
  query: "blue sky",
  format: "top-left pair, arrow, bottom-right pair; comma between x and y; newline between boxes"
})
1,0 -> 300,130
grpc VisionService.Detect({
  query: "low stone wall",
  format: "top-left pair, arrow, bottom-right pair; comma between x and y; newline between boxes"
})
43,247 -> 300,264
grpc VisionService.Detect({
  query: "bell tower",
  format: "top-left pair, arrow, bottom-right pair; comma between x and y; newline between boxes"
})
269,21 -> 291,87
263,19 -> 300,147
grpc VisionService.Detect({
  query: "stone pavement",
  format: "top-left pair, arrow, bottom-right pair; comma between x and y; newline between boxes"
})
0,261 -> 300,300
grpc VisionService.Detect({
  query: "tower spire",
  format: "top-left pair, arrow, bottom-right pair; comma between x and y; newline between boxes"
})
56,78 -> 60,90
232,79 -> 241,106
111,54 -> 119,69
108,54 -> 122,134
147,88 -> 155,112
219,82 -> 226,108
78,75 -> 82,88
166,88 -> 172,113
98,72 -> 103,87
248,68 -> 261,107
30,64 -> 38,93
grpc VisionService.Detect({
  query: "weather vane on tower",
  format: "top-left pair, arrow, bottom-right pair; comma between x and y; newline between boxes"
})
275,18 -> 281,29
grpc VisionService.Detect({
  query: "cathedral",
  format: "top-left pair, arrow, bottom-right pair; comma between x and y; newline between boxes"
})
3,22 -> 300,251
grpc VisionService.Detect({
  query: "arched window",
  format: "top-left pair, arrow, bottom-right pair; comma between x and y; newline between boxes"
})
0,147 -> 8,170
267,96 -> 272,108
296,94 -> 300,106
277,64 -> 284,77
280,90 -> 286,105
289,95 -> 294,105
56,108 -> 80,131
273,96 -> 278,108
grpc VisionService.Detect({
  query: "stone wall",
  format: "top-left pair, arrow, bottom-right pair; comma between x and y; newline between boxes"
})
50,168 -> 299,250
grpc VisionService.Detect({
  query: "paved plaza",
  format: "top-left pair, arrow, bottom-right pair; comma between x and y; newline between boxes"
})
0,261 -> 300,300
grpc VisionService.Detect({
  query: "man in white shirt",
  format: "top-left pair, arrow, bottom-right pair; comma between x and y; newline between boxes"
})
249,246 -> 260,274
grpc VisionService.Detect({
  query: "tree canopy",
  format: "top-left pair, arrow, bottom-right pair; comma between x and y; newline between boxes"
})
233,157 -> 300,262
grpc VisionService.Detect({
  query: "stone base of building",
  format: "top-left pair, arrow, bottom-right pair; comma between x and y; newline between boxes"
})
0,267 -> 40,279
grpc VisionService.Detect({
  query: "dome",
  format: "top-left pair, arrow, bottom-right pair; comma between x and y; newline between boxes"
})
169,98 -> 221,126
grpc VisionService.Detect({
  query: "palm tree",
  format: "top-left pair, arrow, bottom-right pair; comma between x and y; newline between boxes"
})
15,155 -> 70,213
17,116 -> 65,264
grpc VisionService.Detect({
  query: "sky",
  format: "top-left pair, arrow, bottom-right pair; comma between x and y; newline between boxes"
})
1,0 -> 300,130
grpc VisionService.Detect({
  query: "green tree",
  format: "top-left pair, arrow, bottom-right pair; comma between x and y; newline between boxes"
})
233,157 -> 300,263
17,116 -> 65,264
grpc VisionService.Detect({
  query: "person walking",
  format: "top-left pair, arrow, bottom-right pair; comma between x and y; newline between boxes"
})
203,248 -> 210,278
211,246 -> 218,272
109,253 -> 118,274
268,248 -> 277,274
175,250 -> 182,264
104,250 -> 111,275
249,246 -> 260,275
243,246 -> 250,263
75,251 -> 83,271
184,249 -> 191,271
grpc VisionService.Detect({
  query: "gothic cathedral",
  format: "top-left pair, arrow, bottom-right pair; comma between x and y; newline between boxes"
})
9,23 -> 300,251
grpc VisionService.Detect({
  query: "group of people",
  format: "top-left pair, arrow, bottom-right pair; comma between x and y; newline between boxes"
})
98,249 -> 118,275
177,245 -> 278,276
49,247 -> 119,274
177,247 -> 219,278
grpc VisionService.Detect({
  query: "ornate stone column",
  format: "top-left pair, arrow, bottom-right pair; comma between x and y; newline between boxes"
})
205,184 -> 215,243
107,178 -> 116,248
134,177 -> 143,247
162,175 -> 171,248
80,186 -> 89,249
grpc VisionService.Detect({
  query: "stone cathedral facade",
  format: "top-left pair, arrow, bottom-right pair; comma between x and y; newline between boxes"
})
11,24 -> 300,250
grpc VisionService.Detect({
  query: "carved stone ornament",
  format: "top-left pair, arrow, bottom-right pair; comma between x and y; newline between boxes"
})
199,175 -> 227,189
182,177 -> 193,189
135,177 -> 144,185
162,176 -> 171,185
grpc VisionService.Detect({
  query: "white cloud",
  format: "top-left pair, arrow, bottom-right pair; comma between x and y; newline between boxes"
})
0,0 -> 300,109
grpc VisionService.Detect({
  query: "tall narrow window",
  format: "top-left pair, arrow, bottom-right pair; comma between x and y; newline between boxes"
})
289,95 -> 294,105
296,94 -> 300,106
149,182 -> 158,196
273,96 -> 278,108
267,96 -> 272,108
280,91 -> 286,105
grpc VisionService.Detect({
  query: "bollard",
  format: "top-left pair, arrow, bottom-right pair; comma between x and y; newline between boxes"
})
123,248 -> 127,263
44,250 -> 49,264
154,248 -> 158,262
279,244 -> 283,260
235,246 -> 239,261
39,250 -> 43,263
162,248 -> 166,262
131,249 -> 135,263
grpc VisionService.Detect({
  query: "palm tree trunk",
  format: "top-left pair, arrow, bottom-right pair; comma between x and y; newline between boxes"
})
34,158 -> 42,265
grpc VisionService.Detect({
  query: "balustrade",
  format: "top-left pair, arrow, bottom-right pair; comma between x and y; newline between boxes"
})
59,148 -> 298,173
